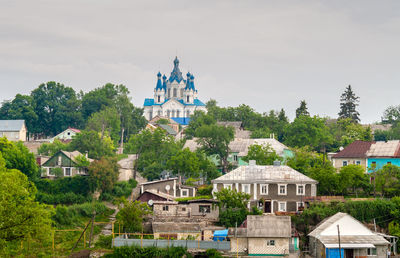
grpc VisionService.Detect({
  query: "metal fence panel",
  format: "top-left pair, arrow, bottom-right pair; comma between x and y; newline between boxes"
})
113,237 -> 230,250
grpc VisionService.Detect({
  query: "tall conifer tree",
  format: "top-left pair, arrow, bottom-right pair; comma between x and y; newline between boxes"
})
295,100 -> 310,118
338,85 -> 360,123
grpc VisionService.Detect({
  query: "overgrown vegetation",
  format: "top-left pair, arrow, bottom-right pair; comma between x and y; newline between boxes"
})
105,245 -> 192,258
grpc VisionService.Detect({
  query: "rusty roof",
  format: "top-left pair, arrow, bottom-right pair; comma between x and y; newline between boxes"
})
332,140 -> 374,158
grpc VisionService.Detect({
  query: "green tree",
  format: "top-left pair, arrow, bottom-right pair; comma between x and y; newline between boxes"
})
116,199 -> 152,233
37,139 -> 70,156
0,94 -> 38,135
185,110 -> 216,139
69,130 -> 115,159
382,105 -> 400,125
338,85 -> 360,123
0,137 -> 39,179
295,100 -> 310,118
88,157 -> 120,194
197,151 -> 220,183
338,165 -> 369,195
195,124 -> 234,173
215,189 -> 250,227
284,116 -> 333,152
374,164 -> 400,197
0,157 -> 53,253
167,148 -> 200,178
31,81 -> 83,136
86,107 -> 121,142
243,144 -> 282,165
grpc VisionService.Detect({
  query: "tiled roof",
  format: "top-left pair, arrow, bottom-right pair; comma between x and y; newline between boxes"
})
366,140 -> 400,158
212,164 -> 317,184
0,120 -> 25,132
332,140 -> 374,158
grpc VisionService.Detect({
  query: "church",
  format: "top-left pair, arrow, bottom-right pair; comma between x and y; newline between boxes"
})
143,57 -> 207,125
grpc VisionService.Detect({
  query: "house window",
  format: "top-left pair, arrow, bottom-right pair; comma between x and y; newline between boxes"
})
367,248 -> 377,255
297,202 -> 305,211
242,184 -> 250,194
278,184 -> 287,195
311,184 -> 316,197
65,167 -> 71,176
163,205 -> 169,211
297,184 -> 305,196
388,162 -> 392,165
260,184 -> 268,195
199,205 -> 211,213
278,202 -> 286,212
372,161 -> 376,166
181,207 -> 186,212
266,240 -> 275,246
181,189 -> 189,197
342,161 -> 348,166
223,184 -> 232,190
233,155 -> 238,161
356,160 -> 361,165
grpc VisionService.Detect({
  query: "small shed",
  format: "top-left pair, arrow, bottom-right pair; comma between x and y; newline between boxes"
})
213,229 -> 228,241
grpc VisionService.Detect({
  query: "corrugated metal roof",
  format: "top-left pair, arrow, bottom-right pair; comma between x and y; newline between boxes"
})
366,140 -> 400,157
152,222 -> 201,233
246,215 -> 291,238
0,120 -> 25,132
183,138 -> 288,156
212,164 -> 317,184
157,124 -> 177,135
308,212 -> 388,245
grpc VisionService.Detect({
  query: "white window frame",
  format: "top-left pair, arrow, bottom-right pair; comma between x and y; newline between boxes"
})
296,184 -> 305,196
278,184 -> 287,195
356,160 -> 361,165
223,184 -> 232,190
296,202 -> 305,211
260,184 -> 269,195
64,167 -> 71,177
278,202 -> 286,212
181,189 -> 189,197
241,184 -> 251,194
342,161 -> 348,166
311,184 -> 317,197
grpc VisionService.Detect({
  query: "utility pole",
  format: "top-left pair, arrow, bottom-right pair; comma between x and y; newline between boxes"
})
337,225 -> 342,258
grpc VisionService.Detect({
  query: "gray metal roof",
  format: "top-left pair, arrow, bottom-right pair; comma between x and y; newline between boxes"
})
366,140 -> 400,157
247,215 -> 291,238
0,120 -> 25,132
152,222 -> 201,233
212,164 -> 317,184
157,124 -> 177,136
308,212 -> 389,245
183,138 -> 288,156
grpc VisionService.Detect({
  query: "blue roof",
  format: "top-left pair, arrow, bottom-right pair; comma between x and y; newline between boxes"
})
185,74 -> 196,91
155,73 -> 163,90
144,98 -> 206,107
168,57 -> 184,83
171,117 -> 191,125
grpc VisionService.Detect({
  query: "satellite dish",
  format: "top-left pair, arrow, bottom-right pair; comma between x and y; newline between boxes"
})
165,185 -> 171,191
148,199 -> 154,206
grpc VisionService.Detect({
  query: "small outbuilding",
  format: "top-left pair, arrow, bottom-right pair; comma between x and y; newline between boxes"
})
308,212 -> 389,258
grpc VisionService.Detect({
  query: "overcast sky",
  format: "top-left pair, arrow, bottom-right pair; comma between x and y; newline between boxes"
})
1,0 -> 400,123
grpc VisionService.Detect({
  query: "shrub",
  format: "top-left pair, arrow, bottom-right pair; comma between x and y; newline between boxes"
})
197,185 -> 213,196
105,246 -> 191,258
206,249 -> 223,258
95,235 -> 113,249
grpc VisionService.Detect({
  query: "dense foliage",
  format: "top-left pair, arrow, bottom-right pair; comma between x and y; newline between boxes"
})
116,199 -> 152,233
105,246 -> 191,258
243,144 -> 282,165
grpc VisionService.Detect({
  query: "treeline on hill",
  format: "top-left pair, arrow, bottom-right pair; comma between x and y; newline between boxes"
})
0,82 -> 147,143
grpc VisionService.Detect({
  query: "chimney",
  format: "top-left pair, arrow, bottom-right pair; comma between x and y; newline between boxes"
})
273,160 -> 281,166
249,160 -> 256,166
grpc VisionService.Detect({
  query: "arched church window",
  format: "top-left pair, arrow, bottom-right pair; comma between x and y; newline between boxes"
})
180,89 -> 184,97
173,88 -> 177,97
176,110 -> 180,117
172,110 -> 175,117
157,96 -> 160,102
187,96 -> 189,103
149,111 -> 153,120
168,89 -> 171,98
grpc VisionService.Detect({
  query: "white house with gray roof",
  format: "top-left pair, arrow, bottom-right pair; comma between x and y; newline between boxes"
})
309,212 -> 389,258
212,161 -> 317,213
0,120 -> 27,141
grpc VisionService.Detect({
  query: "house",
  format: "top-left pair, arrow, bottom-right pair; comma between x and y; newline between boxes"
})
50,127 -> 81,143
308,212 -> 389,258
331,140 -> 373,171
148,116 -> 180,133
217,121 -> 251,139
139,178 -> 196,198
152,222 -> 202,240
229,215 -> 292,256
41,150 -> 92,177
212,161 -> 318,213
0,120 -> 27,141
184,137 -> 293,167
366,140 -> 400,171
